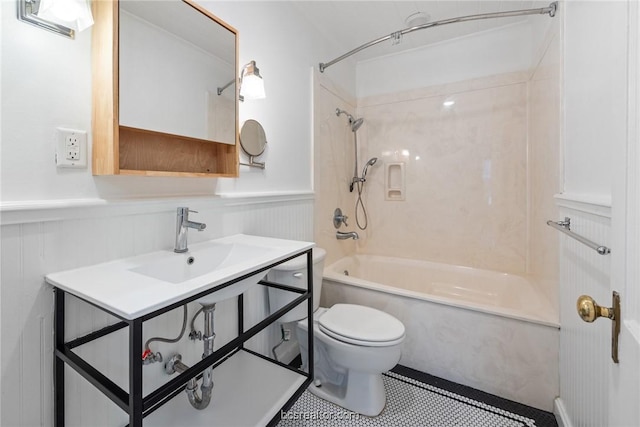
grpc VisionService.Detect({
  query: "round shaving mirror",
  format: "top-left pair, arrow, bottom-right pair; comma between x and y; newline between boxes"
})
240,120 -> 267,167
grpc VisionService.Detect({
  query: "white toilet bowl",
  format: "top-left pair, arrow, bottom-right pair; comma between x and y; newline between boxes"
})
296,305 -> 404,416
267,249 -> 406,416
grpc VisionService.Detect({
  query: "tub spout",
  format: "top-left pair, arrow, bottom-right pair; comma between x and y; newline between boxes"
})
337,231 -> 359,240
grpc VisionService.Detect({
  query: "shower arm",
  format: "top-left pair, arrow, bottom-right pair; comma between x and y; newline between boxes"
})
319,2 -> 557,73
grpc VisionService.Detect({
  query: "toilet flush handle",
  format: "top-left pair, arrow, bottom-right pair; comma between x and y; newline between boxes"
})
293,272 -> 303,278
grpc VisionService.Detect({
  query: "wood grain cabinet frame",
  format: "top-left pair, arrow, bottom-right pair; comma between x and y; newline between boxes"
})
91,0 -> 239,177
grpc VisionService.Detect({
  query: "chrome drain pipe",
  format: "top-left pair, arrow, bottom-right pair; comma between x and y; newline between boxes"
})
165,303 -> 216,410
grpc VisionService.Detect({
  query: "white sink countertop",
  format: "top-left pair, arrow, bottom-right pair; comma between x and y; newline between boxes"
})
45,234 -> 314,320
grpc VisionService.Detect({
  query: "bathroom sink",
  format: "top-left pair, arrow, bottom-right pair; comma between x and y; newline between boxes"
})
44,234 -> 314,319
130,242 -> 272,304
130,242 -> 269,284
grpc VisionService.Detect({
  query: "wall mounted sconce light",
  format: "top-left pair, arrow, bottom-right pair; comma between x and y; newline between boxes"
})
217,60 -> 266,102
18,0 -> 94,39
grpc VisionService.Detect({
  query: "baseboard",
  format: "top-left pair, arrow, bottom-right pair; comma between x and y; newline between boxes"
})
554,397 -> 573,427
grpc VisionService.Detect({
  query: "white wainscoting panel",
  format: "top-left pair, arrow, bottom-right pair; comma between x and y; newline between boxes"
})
558,202 -> 611,427
0,195 -> 313,427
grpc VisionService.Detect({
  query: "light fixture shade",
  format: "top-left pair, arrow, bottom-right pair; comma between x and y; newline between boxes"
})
239,61 -> 266,101
38,0 -> 94,32
240,74 -> 265,100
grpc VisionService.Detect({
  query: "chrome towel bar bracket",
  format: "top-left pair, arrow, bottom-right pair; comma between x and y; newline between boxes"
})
547,217 -> 611,255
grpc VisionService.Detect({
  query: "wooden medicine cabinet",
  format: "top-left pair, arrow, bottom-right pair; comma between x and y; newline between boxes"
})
92,0 -> 239,177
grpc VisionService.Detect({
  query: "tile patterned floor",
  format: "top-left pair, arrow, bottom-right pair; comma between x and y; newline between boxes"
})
277,365 -> 558,427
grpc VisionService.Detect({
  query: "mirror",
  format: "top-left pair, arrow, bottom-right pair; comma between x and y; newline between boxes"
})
118,1 -> 237,145
240,120 -> 267,169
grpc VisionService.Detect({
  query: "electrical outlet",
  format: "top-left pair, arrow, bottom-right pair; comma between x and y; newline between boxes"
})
56,128 -> 87,168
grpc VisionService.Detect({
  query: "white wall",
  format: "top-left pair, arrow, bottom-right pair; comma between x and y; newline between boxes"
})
557,202 -> 612,427
356,21 -> 533,98
562,0 -> 627,201
206,0 -> 355,196
0,1 -> 355,202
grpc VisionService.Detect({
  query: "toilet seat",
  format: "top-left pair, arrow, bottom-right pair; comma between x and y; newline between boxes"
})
318,304 -> 405,347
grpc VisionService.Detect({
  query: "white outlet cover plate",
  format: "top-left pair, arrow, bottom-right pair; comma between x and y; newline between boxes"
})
56,127 -> 88,168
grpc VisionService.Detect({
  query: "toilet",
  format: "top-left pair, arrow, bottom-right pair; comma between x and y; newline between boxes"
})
267,248 -> 405,416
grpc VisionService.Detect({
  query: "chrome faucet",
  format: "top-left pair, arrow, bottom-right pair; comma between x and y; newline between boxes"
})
336,231 -> 359,240
174,207 -> 206,253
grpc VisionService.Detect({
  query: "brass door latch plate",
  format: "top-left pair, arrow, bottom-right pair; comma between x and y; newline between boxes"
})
576,291 -> 621,363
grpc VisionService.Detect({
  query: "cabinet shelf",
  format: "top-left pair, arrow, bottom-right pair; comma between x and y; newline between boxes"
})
118,127 -> 237,176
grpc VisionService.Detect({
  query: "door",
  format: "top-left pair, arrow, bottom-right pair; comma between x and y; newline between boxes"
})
608,1 -> 640,425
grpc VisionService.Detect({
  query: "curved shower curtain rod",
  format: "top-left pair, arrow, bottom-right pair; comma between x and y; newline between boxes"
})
319,1 -> 557,73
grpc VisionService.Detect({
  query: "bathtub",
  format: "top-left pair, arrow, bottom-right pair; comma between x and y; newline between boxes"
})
321,254 -> 560,412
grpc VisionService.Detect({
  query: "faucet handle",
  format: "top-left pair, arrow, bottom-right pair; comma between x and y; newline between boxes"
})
333,208 -> 349,228
177,207 -> 199,215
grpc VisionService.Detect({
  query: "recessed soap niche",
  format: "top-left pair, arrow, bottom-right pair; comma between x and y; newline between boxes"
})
385,162 -> 405,201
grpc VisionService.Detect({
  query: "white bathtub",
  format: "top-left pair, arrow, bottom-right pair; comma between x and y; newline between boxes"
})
321,254 -> 560,412
324,254 -> 558,327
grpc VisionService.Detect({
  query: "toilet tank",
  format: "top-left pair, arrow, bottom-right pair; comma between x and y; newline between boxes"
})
267,247 -> 326,323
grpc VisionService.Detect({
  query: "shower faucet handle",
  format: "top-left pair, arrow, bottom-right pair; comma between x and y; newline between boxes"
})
333,208 -> 349,228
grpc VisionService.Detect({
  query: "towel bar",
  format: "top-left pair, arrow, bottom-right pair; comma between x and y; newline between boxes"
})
547,217 -> 610,255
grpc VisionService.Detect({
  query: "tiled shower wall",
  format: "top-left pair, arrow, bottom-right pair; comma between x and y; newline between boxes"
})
528,27 -> 562,312
313,73 -> 358,265
0,195 -> 313,426
356,74 -> 529,274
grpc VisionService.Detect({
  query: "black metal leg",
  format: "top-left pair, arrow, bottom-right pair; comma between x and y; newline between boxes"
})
306,250 -> 314,381
54,289 -> 66,427
129,319 -> 143,427
238,294 -> 244,350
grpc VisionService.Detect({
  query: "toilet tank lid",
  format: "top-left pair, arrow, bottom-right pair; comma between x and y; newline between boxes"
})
271,247 -> 326,271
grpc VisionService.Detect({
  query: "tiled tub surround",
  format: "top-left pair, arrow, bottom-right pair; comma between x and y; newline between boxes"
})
322,255 -> 559,412
527,27 -> 562,314
313,72 -> 359,266
355,73 -> 529,275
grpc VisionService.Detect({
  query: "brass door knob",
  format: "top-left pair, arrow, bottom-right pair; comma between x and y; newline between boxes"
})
576,292 -> 621,363
576,295 -> 614,323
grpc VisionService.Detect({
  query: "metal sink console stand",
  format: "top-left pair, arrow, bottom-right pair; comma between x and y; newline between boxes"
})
53,249 -> 314,427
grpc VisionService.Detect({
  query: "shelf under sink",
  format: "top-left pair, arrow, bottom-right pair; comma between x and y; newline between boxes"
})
144,350 -> 307,426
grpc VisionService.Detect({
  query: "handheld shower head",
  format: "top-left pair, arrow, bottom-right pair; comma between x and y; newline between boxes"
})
361,157 -> 378,180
